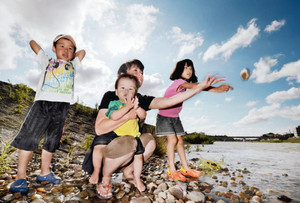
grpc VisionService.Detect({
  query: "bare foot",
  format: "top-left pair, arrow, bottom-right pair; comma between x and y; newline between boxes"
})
122,167 -> 135,185
89,172 -> 99,184
96,182 -> 112,199
122,173 -> 135,185
135,178 -> 146,192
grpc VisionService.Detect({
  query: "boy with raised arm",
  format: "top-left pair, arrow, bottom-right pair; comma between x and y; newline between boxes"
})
10,34 -> 85,194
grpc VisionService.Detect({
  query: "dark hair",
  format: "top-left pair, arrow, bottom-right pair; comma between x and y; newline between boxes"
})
118,59 -> 144,75
53,38 -> 77,53
170,59 -> 198,83
115,74 -> 140,92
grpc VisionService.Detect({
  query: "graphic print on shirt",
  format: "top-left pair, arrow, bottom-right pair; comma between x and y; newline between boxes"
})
42,59 -> 74,94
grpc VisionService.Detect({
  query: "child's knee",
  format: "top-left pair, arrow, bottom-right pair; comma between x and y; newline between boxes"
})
168,135 -> 178,145
94,145 -> 106,154
177,138 -> 184,145
147,139 -> 156,151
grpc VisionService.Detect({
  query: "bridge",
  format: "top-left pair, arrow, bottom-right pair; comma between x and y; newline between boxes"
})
208,135 -> 261,141
228,136 -> 261,141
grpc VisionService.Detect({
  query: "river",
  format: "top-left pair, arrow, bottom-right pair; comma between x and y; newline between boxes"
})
186,142 -> 300,202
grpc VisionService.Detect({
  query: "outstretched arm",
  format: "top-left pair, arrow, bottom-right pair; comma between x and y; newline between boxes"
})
149,73 -> 220,109
177,76 -> 232,93
75,50 -> 86,61
29,40 -> 42,54
205,84 -> 233,93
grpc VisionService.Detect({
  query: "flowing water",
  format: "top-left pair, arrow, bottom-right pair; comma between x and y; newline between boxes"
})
186,142 -> 300,202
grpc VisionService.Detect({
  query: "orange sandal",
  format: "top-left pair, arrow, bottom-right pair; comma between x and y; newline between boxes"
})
97,182 -> 112,199
180,167 -> 201,178
166,169 -> 187,182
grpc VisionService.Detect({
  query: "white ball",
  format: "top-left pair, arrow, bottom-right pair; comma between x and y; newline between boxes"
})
240,68 -> 250,80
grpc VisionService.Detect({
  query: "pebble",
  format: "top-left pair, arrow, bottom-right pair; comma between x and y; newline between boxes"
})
0,152 -> 281,203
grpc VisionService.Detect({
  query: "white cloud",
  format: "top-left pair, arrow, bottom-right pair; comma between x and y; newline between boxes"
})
266,87 -> 300,104
0,4 -> 23,70
279,104 -> 300,121
203,18 -> 260,62
234,103 -> 300,126
264,19 -> 286,33
75,57 -> 113,107
0,0 -> 160,107
246,100 -> 257,107
252,57 -> 300,83
233,103 -> 280,126
139,73 -> 165,97
225,97 -> 232,102
235,86 -> 300,126
169,26 -> 204,59
181,115 -> 211,133
105,4 -> 159,55
0,0 -> 116,71
194,100 -> 202,106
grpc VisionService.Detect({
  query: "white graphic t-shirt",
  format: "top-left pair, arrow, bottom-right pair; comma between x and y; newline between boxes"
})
34,50 -> 81,104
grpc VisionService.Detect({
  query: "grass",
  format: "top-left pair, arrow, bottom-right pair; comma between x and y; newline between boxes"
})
182,132 -> 214,144
81,134 -> 93,151
0,142 -> 16,175
250,137 -> 300,143
10,84 -> 33,103
196,155 -> 227,175
75,102 -> 98,118
14,104 -> 24,114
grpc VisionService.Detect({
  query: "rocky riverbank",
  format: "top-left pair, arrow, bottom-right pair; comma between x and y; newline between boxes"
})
0,151 -> 276,203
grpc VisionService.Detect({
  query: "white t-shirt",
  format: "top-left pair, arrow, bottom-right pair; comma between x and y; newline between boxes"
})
34,50 -> 81,104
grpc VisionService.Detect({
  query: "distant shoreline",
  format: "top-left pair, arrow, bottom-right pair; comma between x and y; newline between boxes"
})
212,137 -> 300,143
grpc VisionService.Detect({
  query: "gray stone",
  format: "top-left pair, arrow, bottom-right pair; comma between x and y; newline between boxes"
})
187,191 -> 205,203
31,199 -> 47,203
158,191 -> 167,199
158,182 -> 168,191
168,186 -> 184,200
251,195 -> 263,203
1,194 -> 14,202
165,199 -> 176,203
130,196 -> 151,203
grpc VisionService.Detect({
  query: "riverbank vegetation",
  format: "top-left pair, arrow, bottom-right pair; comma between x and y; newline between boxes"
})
183,132 -> 214,144
253,137 -> 300,143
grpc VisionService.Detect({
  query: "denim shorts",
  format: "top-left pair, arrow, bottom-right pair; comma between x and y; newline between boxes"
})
155,114 -> 186,137
11,101 -> 70,153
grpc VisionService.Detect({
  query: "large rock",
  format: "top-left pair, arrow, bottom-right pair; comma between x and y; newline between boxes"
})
186,191 -> 205,203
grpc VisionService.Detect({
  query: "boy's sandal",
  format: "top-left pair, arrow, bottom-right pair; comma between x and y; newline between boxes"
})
37,172 -> 61,184
97,182 -> 112,199
180,167 -> 202,178
9,179 -> 29,195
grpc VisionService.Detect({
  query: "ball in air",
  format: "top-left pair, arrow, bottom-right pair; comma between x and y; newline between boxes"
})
240,68 -> 250,80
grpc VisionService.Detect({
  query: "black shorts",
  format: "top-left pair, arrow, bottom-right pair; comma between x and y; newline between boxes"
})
11,101 -> 69,153
92,132 -> 145,156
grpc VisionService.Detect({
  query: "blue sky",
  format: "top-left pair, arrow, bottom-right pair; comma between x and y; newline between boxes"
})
0,0 -> 299,137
